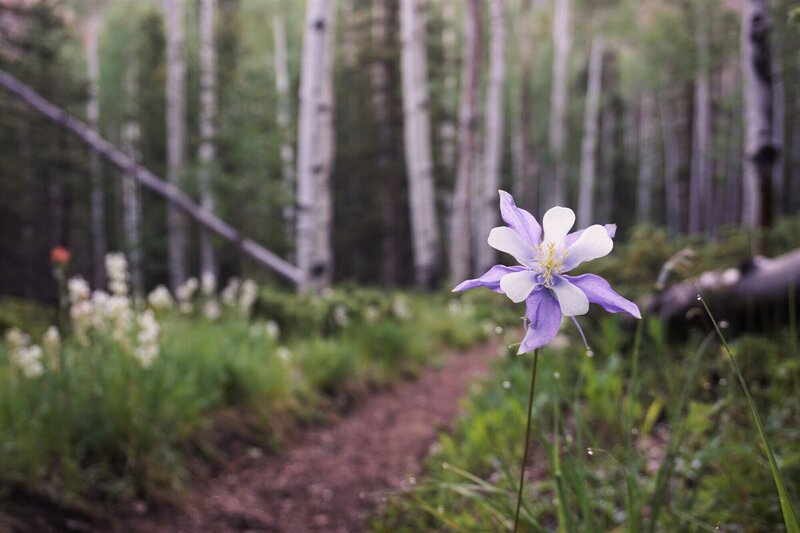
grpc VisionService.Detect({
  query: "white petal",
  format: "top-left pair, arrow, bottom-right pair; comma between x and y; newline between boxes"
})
499,270 -> 539,303
562,224 -> 614,271
542,207 -> 575,247
487,227 -> 535,265
550,276 -> 589,316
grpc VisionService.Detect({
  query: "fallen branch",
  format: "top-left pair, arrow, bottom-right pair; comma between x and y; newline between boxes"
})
648,248 -> 800,329
0,68 -> 303,285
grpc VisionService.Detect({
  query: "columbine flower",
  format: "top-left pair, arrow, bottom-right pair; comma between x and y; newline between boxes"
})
454,190 -> 640,354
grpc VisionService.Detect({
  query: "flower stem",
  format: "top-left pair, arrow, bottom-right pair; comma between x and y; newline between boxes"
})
513,348 -> 539,533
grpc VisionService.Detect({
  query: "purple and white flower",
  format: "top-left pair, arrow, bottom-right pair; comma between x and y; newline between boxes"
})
454,190 -> 640,354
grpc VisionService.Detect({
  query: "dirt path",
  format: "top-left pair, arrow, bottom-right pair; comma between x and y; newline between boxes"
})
124,342 -> 497,533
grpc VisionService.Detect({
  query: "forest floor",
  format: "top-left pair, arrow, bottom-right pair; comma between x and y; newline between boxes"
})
117,341 -> 498,533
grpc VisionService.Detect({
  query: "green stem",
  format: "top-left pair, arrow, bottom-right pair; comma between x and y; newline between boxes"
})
700,297 -> 800,533
513,349 -> 540,533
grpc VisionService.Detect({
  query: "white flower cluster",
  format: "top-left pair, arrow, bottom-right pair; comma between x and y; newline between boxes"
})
201,272 -> 216,296
220,277 -> 240,306
42,326 -> 61,370
363,305 -> 381,323
239,279 -> 258,317
391,295 -> 412,320
176,277 -> 198,303
4,328 -> 44,378
203,300 -> 221,321
148,285 -> 174,310
66,253 -> 161,368
250,320 -> 280,340
134,310 -> 160,367
333,305 -> 349,327
105,253 -> 129,296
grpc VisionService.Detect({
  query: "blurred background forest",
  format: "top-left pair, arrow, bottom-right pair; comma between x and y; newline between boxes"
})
1,0 -> 798,299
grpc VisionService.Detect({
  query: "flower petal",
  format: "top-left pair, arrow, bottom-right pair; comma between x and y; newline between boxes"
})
518,287 -> 562,354
562,224 -> 614,271
488,227 -> 536,265
499,270 -> 540,303
550,275 -> 589,316
564,273 -> 641,318
452,265 -> 524,293
542,206 -> 575,247
564,224 -> 616,248
498,190 -> 541,247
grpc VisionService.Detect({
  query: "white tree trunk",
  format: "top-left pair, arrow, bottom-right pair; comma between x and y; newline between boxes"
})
548,0 -> 571,208
513,0 -> 537,212
296,0 -> 337,291
164,0 -> 188,290
400,0 -> 440,288
449,0 -> 481,285
598,62 -> 616,224
689,3 -> 711,235
476,0 -> 505,274
577,37 -> 604,229
273,14 -> 296,256
122,65 -> 144,296
740,0 -> 777,235
438,0 -> 457,175
84,13 -> 106,289
198,0 -> 217,279
636,92 -> 657,224
659,91 -> 682,236
771,36 -> 784,215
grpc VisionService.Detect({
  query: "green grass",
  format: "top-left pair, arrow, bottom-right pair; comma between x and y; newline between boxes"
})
0,287 -> 500,509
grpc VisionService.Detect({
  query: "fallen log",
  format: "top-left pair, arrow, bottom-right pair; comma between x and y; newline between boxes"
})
648,248 -> 800,332
0,68 -> 304,286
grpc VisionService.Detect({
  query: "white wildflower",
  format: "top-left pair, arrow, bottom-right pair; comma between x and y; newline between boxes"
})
265,320 -> 280,339
239,279 -> 258,316
201,272 -> 217,296
42,326 -> 61,370
176,277 -> 199,302
203,300 -> 221,321
333,305 -> 349,327
180,302 -> 194,315
5,330 -> 44,378
105,252 -> 129,296
391,296 -> 411,320
67,277 -> 90,303
133,309 -> 160,368
363,305 -> 381,323
276,346 -> 291,363
147,285 -> 174,309
221,277 -> 240,306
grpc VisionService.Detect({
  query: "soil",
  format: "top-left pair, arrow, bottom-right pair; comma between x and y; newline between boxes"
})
117,342 -> 498,533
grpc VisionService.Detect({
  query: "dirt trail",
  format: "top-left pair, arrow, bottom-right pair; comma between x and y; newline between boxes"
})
124,343 -> 497,532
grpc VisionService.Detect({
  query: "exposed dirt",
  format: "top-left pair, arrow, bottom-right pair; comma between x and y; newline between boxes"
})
116,342 -> 498,533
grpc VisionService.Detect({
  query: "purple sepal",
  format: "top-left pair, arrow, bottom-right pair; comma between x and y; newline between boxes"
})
564,273 -> 641,318
452,265 -> 524,293
499,190 -> 542,247
518,287 -> 562,354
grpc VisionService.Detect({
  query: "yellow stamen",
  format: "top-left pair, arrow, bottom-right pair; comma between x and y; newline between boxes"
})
535,242 -> 568,287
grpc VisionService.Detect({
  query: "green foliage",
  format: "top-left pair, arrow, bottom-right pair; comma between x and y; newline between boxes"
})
0,298 -> 54,339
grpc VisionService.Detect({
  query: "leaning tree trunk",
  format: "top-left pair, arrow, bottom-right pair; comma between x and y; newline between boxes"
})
577,37 -> 604,229
198,0 -> 217,280
689,2 -> 712,236
548,0 -> 571,208
273,14 -> 296,258
476,0 -> 505,274
400,0 -> 441,288
740,0 -> 778,246
296,0 -> 337,291
636,92 -> 657,224
122,64 -> 144,296
449,0 -> 482,285
513,0 -> 537,212
0,68 -> 303,284
164,0 -> 188,290
84,13 -> 106,289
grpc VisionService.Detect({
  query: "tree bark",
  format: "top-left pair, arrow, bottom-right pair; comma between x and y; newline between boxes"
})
513,0 -> 537,212
792,52 -> 800,213
598,52 -> 617,224
660,91 -> 683,236
438,0 -> 457,176
577,37 -> 604,229
198,0 -> 217,280
296,0 -> 337,291
399,0 -> 441,288
273,14 -> 296,258
548,0 -> 571,208
449,0 -> 482,285
122,64 -> 144,296
83,12 -> 106,289
771,35 -> 784,215
164,0 -> 188,290
689,1 -> 712,235
476,0 -> 505,274
636,91 -> 657,224
741,0 -> 778,237
0,68 -> 304,285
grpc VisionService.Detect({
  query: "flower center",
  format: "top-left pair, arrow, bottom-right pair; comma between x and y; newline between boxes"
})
535,242 -> 568,287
